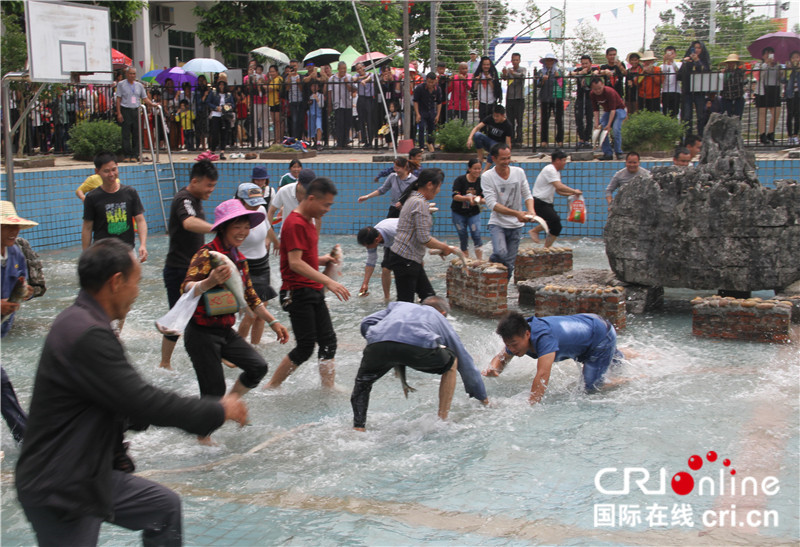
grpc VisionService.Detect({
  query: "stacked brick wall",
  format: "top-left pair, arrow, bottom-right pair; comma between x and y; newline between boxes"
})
514,247 -> 573,283
533,284 -> 626,329
691,296 -> 793,343
446,260 -> 509,317
774,294 -> 800,324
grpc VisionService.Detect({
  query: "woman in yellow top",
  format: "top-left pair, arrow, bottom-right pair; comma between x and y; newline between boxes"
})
267,64 -> 283,144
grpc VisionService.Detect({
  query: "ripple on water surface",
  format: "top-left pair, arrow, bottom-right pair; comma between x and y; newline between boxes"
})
2,235 -> 797,544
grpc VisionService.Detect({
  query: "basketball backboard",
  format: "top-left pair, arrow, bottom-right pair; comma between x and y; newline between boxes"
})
25,0 -> 113,83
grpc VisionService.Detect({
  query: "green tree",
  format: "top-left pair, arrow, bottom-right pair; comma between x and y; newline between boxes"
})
0,1 -> 145,25
565,22 -> 606,67
193,1 -> 401,68
649,0 -> 780,64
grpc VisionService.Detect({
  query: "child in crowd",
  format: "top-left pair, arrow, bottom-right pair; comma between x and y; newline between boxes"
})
308,82 -> 325,150
175,99 -> 196,151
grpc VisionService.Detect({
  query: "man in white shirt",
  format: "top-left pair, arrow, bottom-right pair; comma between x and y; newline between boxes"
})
660,46 -> 681,118
530,150 -> 582,247
356,218 -> 398,300
268,169 -> 322,236
480,144 -> 536,279
328,61 -> 355,148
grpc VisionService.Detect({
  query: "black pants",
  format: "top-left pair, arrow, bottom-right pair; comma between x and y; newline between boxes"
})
574,92 -> 593,143
1,366 -> 27,443
540,100 -> 564,144
384,249 -> 435,303
357,95 -> 376,145
22,471 -> 182,547
662,92 -> 680,119
533,198 -> 563,237
334,108 -> 352,148
280,287 -> 337,365
161,265 -> 188,342
351,341 -> 455,428
643,97 -> 661,112
120,107 -> 140,157
506,98 -> 524,143
184,323 -> 268,397
787,95 -> 800,136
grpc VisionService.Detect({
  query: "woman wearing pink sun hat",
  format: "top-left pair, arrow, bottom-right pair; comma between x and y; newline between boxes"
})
181,199 -> 289,444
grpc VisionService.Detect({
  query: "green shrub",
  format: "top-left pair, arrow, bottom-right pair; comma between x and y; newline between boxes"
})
433,118 -> 476,153
68,120 -> 122,160
621,110 -> 685,153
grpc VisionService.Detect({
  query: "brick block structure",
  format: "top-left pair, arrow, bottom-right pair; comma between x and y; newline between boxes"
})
446,260 -> 509,317
513,247 -> 573,283
533,284 -> 626,329
691,296 -> 793,343
774,294 -> 800,324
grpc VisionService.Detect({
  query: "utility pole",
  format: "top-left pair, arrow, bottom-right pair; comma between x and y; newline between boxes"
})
483,0 -> 489,55
642,0 -> 647,51
709,0 -> 716,45
403,0 -> 411,139
430,0 -> 439,70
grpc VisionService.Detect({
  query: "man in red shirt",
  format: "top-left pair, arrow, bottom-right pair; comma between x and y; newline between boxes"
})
590,77 -> 627,160
266,177 -> 350,389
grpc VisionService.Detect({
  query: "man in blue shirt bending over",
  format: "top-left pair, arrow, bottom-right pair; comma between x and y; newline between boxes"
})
351,296 -> 488,430
484,311 -> 631,404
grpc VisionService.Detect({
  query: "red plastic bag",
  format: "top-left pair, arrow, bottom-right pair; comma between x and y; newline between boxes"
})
567,195 -> 587,224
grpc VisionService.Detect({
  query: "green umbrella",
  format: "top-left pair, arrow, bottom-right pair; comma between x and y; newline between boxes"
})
338,45 -> 362,72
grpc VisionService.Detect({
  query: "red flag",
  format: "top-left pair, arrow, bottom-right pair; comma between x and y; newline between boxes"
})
594,13 -> 601,21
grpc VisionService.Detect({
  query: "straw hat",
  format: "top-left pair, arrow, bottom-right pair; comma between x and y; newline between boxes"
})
639,51 -> 657,62
627,52 -> 641,63
212,199 -> 265,231
723,53 -> 742,64
0,201 -> 38,229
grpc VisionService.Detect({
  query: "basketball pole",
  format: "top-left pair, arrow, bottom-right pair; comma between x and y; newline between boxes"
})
2,71 -> 46,205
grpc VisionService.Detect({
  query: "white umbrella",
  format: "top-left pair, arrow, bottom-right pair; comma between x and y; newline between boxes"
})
181,57 -> 227,74
251,46 -> 290,68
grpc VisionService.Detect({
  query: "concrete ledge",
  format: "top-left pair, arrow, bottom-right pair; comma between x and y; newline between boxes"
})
259,150 -> 317,160
13,156 -> 56,169
569,151 -> 596,162
691,296 -> 792,342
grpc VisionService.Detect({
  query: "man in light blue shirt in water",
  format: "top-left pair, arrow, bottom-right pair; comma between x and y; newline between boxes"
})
484,311 -> 630,404
356,218 -> 398,300
351,296 -> 488,430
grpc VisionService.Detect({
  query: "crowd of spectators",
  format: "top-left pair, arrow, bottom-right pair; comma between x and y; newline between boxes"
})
4,43 -> 799,157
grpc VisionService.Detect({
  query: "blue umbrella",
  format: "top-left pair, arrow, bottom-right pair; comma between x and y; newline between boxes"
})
141,69 -> 164,84
181,57 -> 227,74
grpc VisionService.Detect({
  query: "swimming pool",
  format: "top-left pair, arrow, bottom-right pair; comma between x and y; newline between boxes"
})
2,235 -> 798,545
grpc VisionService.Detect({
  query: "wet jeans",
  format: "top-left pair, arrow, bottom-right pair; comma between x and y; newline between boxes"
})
452,211 -> 483,251
488,224 -> 522,279
600,108 -> 627,156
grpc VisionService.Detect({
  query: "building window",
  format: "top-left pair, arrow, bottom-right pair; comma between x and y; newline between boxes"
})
168,29 -> 195,65
225,39 -> 249,70
111,22 -> 133,59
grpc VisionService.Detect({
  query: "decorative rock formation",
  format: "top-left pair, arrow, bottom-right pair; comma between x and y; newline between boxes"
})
605,113 -> 800,292
513,246 -> 573,283
691,295 -> 793,343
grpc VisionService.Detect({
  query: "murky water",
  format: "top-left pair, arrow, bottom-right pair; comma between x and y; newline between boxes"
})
2,235 -> 798,545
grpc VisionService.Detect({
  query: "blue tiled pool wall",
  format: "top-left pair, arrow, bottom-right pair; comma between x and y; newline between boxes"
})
1,160 -> 796,250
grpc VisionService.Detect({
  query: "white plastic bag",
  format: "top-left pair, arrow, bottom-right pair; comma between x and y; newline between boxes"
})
155,290 -> 202,336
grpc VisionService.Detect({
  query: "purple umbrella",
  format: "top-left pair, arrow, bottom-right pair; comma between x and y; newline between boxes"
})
747,32 -> 800,64
155,67 -> 198,88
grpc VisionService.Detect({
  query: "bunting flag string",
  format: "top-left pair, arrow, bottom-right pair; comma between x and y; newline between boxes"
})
576,0 -> 655,24
594,13 -> 601,21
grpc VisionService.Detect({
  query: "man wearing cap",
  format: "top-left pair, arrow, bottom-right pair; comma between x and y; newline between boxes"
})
82,152 -> 148,264
266,177 -> 350,390
590,77 -> 627,160
538,53 -> 565,148
637,51 -> 662,113
236,181 -> 280,345
15,238 -> 249,545
720,54 -> 747,119
502,53 -> 526,145
158,160 -> 218,370
356,218 -> 398,300
1,201 -> 37,444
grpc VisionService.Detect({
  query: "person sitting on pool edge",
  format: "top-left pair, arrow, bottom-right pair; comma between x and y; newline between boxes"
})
483,311 -> 633,404
351,296 -> 488,431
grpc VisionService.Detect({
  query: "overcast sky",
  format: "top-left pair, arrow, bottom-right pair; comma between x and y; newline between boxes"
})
497,0 -> 799,69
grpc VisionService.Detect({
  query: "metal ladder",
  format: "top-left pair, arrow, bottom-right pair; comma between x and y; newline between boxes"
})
138,104 -> 178,231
